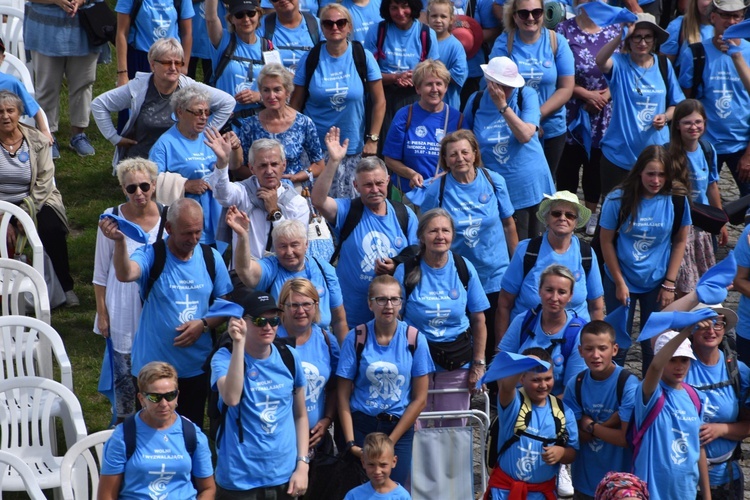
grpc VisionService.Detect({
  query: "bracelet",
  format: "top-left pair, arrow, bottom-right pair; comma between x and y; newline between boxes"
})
345,440 -> 357,452
660,283 -> 676,292
499,104 -> 509,115
117,70 -> 127,74
664,278 -> 676,284
306,168 -> 314,184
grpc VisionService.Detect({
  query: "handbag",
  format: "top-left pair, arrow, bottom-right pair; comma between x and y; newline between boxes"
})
78,2 -> 117,46
427,331 -> 474,371
690,202 -> 728,235
302,185 -> 335,262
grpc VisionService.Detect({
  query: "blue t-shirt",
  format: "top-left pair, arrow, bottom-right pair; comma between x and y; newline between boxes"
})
467,0 -> 499,78
498,311 -> 586,396
685,145 -> 719,205
600,53 -> 684,169
344,482 -> 411,499
735,224 -> 750,340
257,13 -> 321,71
333,199 -> 418,326
210,31 -> 265,113
420,170 -> 515,294
677,39 -> 750,155
394,252 -> 489,348
383,103 -> 463,193
149,126 -> 221,246
437,34 -> 468,109
101,412 -> 213,499
490,29 -> 575,138
500,235 -> 603,322
262,0 -> 318,12
210,343 -> 306,490
191,1 -> 218,60
464,88 -> 554,210
364,21 -> 440,74
342,0 -> 383,43
336,320 -> 435,416
562,366 -> 639,496
661,16 -> 713,57
489,391 -> 579,499
257,255 -> 343,331
600,190 -> 692,293
130,243 -> 233,377
0,73 -> 39,117
633,382 -> 705,500
293,44 -> 382,155
686,354 -> 750,486
115,0 -> 195,52
276,324 -> 341,428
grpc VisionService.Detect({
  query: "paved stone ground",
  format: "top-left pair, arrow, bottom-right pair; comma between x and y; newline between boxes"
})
469,166 -> 750,498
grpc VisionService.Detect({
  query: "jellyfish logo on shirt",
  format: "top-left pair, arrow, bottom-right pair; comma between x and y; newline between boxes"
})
257,394 -> 281,434
491,131 -> 510,165
198,1 -> 206,19
360,231 -> 396,273
670,428 -> 689,465
302,361 -> 326,404
153,18 -> 171,39
515,442 -> 541,481
635,97 -> 658,132
631,230 -> 656,262
366,361 -> 406,402
588,438 -> 604,453
148,463 -> 175,500
714,85 -> 733,120
176,294 -> 200,324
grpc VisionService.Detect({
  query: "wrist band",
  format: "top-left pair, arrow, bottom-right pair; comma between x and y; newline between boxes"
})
664,278 -> 675,283
660,284 -> 676,292
500,104 -> 509,115
117,70 -> 127,74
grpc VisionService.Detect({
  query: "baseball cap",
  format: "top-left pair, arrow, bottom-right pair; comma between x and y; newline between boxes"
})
228,0 -> 261,15
235,290 -> 281,317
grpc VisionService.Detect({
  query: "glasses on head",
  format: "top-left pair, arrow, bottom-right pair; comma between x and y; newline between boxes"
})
321,18 -> 349,29
142,390 -> 179,404
717,10 -> 745,21
125,182 -> 152,194
184,108 -> 211,117
630,34 -> 654,44
679,119 -> 705,128
284,301 -> 317,311
370,296 -> 403,306
550,210 -> 578,221
154,59 -> 185,67
515,8 -> 543,20
234,9 -> 259,18
246,315 -> 282,327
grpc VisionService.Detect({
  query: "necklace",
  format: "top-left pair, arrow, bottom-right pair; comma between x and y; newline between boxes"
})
629,57 -> 653,96
0,136 -> 23,158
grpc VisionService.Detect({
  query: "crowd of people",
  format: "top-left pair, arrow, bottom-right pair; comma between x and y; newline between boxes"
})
6,0 -> 750,496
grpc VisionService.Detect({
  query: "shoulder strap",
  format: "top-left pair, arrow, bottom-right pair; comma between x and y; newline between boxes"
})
310,256 -> 334,295
578,237 -> 593,279
330,198 -> 364,264
302,11 -> 320,45
130,0 -> 144,20
519,304 -> 543,345
549,395 -> 567,443
210,32 -> 238,87
124,414 -> 137,460
507,29 -> 514,55
264,13 -> 277,41
471,90 -> 484,119
403,255 -> 420,299
548,28 -> 558,56
631,391 -> 667,459
681,382 -> 702,415
351,40 -> 369,91
375,21 -> 387,60
180,416 -> 197,456
616,368 -> 635,405
689,42 -> 706,98
391,200 -> 410,238
518,86 -> 524,112
405,104 -> 414,131
156,203 -> 168,242
452,251 -> 470,292
112,205 -> 119,217
670,195 -> 686,241
560,315 -> 584,362
273,338 -> 298,391
354,323 -> 368,376
144,238 -> 167,303
657,54 -> 671,107
302,41 -> 325,108
438,172 -> 448,207
200,243 -> 217,307
419,22 -> 431,61
698,138 -> 715,171
574,370 -> 586,409
523,236 -> 544,279
406,325 -> 418,356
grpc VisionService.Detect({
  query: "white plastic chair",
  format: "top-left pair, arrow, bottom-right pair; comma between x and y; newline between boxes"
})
59,429 -> 114,500
0,53 -> 52,131
0,0 -> 25,11
0,6 -> 25,64
0,200 -> 44,274
0,257 -> 50,324
0,377 -> 87,493
0,450 -> 47,500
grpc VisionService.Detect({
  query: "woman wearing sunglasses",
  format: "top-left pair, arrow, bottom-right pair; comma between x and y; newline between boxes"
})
211,290 -> 310,498
94,158 -> 167,422
489,0 -> 575,180
92,38 -> 235,174
99,361 -> 216,500
291,3 -> 385,199
337,275 -> 435,491
206,0 -> 269,116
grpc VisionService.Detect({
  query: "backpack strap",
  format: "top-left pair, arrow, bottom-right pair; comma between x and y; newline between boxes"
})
559,315 -> 584,362
391,200 -> 410,239
375,21 -> 387,60
124,414 -> 137,461
402,254 -> 420,299
330,198 -> 364,264
522,236 -> 544,279
180,415 -> 197,456
670,195 -> 686,241
689,42 -> 706,98
303,11 -> 320,45
574,369 -> 586,409
616,368 -> 635,405
201,243 -> 217,307
519,304 -> 543,346
419,22 -> 431,61
210,32 -> 238,87
142,240 -> 216,305
471,90 -> 484,120
112,205 -> 119,217
274,339 -> 298,394
698,138 -> 715,172
405,104 -> 414,131
124,414 -> 196,460
354,323 -> 368,377
681,382 -> 702,415
406,325 -> 418,356
631,391 -> 667,460
657,54 -> 671,107
498,389 -> 567,457
578,236 -> 592,279
155,203 -> 168,242
264,13 -> 277,41
453,251 -> 470,293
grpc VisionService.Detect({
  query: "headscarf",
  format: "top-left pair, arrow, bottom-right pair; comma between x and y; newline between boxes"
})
594,472 -> 649,500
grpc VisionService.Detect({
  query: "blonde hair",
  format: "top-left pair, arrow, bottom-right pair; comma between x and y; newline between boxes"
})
362,432 -> 395,459
412,59 -> 451,88
116,157 -> 158,186
137,362 -> 178,392
502,0 -> 544,35
278,278 -> 322,325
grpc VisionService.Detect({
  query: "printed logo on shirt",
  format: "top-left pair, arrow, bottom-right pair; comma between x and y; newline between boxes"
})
149,463 -> 176,499
670,427 -> 689,465
257,394 -> 281,434
198,2 -> 206,20
515,441 -> 541,481
631,230 -> 656,262
360,231 -> 399,274
703,402 -> 720,421
518,61 -> 543,90
426,302 -> 450,337
325,74 -> 349,112
635,96 -> 659,132
415,126 -> 427,138
153,18 -> 171,39
588,438 -> 604,453
713,84 -> 733,119
175,293 -> 200,324
366,361 -> 406,405
491,131 -> 510,165
302,361 -> 326,405
458,213 -> 482,248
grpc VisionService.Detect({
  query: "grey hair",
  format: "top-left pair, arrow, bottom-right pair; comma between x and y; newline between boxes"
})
258,63 -> 294,95
538,264 -> 576,294
248,138 -> 286,165
116,157 -> 158,185
171,85 -> 210,113
272,219 -> 308,245
167,198 -> 203,225
405,208 -> 455,292
355,156 -> 388,176
0,90 -> 23,114
148,38 -> 184,64
540,200 -> 580,223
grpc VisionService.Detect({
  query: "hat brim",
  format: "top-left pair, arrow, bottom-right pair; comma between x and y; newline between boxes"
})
481,65 -> 526,88
454,15 -> 484,59
228,1 -> 261,14
690,304 -> 738,331
629,20 -> 669,45
536,196 -> 592,229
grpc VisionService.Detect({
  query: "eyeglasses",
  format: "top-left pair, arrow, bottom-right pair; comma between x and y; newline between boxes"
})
233,9 -> 259,18
154,59 -> 185,67
142,390 -> 179,403
321,18 -> 349,29
284,301 -> 317,311
246,315 -> 282,327
515,8 -> 543,20
717,10 -> 745,21
184,108 -> 211,117
679,119 -> 705,128
712,321 -> 727,331
125,182 -> 152,194
630,34 -> 654,44
370,296 -> 403,306
550,210 -> 578,221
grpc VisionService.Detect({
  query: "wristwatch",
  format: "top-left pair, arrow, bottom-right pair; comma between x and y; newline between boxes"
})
201,318 -> 210,333
297,455 -> 311,464
586,421 -> 596,435
366,134 -> 380,142
267,210 -> 282,222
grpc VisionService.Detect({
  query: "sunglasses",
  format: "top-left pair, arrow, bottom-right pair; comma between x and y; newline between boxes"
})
515,8 -> 543,20
321,18 -> 349,29
185,108 -> 212,117
125,182 -> 152,194
234,10 -> 259,19
550,210 -> 578,220
246,315 -> 282,327
142,390 -> 179,403
154,59 -> 185,67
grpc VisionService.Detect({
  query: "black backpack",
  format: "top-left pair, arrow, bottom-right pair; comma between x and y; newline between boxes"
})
522,234 -> 592,282
209,33 -> 273,87
298,40 -> 369,109
373,20 -> 431,62
574,367 -> 636,409
141,239 -> 217,305
402,250 -> 470,301
263,12 -> 320,50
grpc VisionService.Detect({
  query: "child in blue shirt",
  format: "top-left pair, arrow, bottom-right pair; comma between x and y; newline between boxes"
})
426,0 -> 468,110
344,432 -> 411,500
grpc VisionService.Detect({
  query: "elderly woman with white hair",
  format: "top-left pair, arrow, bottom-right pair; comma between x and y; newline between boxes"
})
92,38 -> 235,173
149,85 -> 242,249
225,207 -> 349,341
